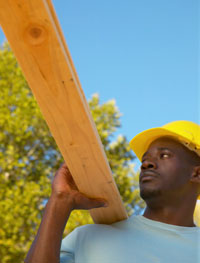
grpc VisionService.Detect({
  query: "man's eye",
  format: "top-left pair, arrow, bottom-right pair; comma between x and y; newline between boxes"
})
160,153 -> 169,158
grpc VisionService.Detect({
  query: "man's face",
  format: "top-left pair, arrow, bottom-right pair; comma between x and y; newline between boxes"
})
139,136 -> 194,202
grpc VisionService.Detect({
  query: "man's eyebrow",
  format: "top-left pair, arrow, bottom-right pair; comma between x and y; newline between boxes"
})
158,147 -> 172,152
142,147 -> 173,160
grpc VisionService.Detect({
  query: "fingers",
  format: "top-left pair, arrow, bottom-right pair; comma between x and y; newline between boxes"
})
56,162 -> 71,177
75,195 -> 108,210
58,162 -> 69,172
88,198 -> 108,209
54,163 -> 109,210
57,162 -> 78,190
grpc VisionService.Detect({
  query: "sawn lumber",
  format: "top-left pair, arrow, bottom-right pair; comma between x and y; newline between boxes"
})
0,0 -> 128,224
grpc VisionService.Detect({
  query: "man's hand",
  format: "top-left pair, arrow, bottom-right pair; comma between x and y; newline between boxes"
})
25,162 -> 108,263
52,162 -> 108,210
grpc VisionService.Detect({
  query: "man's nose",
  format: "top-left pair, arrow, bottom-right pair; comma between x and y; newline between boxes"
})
141,159 -> 157,170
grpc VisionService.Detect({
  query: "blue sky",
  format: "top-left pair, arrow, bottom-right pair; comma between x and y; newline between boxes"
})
0,0 -> 199,165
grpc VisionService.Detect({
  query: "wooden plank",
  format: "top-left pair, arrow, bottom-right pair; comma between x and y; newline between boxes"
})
0,0 -> 128,224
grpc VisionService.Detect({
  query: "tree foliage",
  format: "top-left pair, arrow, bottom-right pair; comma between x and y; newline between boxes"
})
2,43 -> 199,263
0,43 -> 144,262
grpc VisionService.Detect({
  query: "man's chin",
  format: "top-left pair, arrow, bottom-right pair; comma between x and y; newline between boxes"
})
140,187 -> 162,201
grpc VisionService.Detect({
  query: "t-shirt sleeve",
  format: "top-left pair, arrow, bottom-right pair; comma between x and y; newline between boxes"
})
60,228 -> 78,263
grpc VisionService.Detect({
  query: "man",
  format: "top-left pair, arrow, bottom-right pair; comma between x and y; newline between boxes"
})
25,120 -> 200,263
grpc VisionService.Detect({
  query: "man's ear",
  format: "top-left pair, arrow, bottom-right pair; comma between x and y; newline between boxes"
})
190,166 -> 200,183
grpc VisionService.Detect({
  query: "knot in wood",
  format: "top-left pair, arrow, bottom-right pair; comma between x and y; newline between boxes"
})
30,27 -> 42,38
25,24 -> 47,46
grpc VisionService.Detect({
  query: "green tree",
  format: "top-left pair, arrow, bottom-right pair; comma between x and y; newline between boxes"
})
0,43 -> 144,263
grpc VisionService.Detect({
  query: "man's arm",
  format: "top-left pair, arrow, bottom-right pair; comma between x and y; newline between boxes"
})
24,163 -> 107,263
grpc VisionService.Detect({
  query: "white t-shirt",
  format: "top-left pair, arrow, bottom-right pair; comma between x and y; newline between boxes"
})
60,215 -> 200,263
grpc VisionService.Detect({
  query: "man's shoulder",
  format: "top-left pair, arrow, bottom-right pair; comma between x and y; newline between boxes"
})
74,215 -> 200,235
74,214 -> 139,235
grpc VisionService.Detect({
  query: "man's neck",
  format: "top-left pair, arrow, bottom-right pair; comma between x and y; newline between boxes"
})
143,195 -> 197,227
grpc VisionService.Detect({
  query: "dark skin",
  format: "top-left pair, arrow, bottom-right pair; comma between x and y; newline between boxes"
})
25,135 -> 200,262
140,136 -> 200,227
25,163 -> 108,263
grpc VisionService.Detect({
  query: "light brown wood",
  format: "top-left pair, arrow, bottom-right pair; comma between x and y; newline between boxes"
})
0,0 -> 128,224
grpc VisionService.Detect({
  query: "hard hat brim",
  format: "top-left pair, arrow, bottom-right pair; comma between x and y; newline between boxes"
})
129,127 -> 193,162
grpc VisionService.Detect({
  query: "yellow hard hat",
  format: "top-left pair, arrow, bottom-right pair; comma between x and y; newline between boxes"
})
129,120 -> 200,162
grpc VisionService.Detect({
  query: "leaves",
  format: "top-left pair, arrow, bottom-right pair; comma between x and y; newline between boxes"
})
1,42 -> 200,263
0,43 -> 143,262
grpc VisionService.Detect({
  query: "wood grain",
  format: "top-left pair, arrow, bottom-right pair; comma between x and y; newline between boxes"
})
0,0 -> 128,223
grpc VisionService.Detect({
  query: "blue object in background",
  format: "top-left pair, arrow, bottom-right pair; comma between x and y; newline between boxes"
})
0,0 -> 199,167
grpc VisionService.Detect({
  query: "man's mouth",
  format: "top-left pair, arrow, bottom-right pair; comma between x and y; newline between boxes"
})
140,170 -> 159,183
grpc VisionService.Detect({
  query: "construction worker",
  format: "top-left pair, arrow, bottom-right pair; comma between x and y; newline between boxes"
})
25,120 -> 200,263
